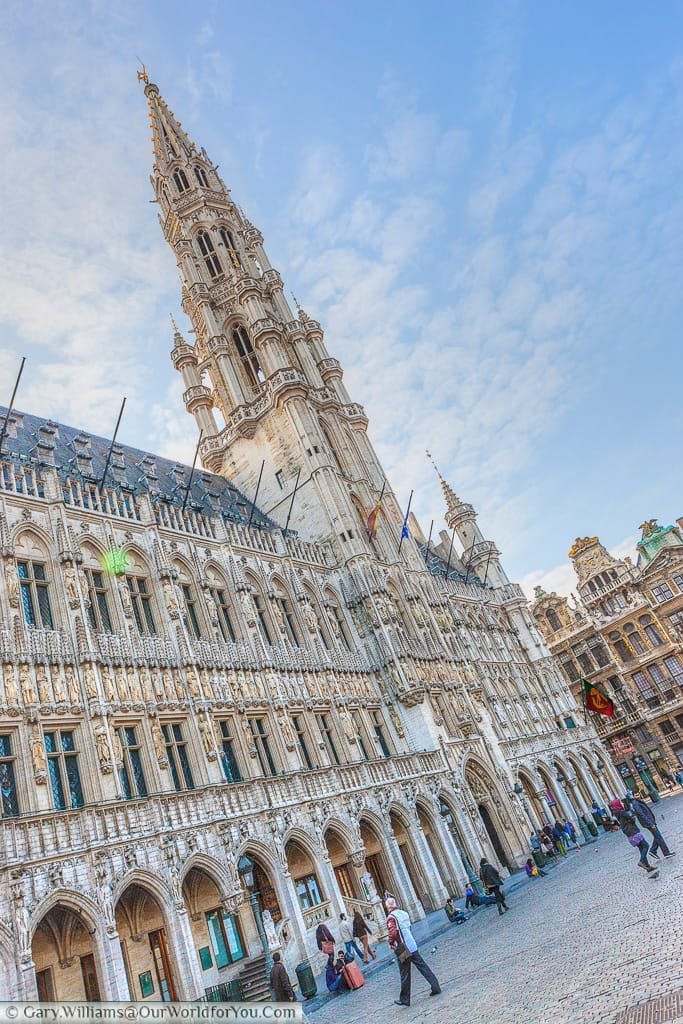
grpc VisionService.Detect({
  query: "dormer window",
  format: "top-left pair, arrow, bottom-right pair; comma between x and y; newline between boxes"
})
173,169 -> 190,193
195,166 -> 209,188
197,231 -> 222,280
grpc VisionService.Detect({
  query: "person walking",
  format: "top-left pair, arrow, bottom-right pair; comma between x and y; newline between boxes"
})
563,819 -> 580,850
315,921 -> 335,955
339,913 -> 364,960
270,951 -> 297,1002
630,797 -> 675,859
385,896 -> 441,1007
610,799 -> 659,877
352,909 -> 376,963
479,857 -> 509,915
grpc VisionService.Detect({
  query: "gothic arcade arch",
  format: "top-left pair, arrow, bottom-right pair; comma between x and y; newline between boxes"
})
463,758 -> 514,870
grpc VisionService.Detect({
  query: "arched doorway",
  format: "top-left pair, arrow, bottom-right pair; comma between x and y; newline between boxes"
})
389,808 -> 430,910
285,838 -> 327,930
359,818 -> 396,901
324,826 -> 360,903
416,801 -> 457,896
32,902 -> 103,1001
182,866 -> 248,994
115,882 -> 180,1002
464,762 -> 513,870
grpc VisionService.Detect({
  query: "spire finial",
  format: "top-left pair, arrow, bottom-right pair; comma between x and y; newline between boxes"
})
426,450 -> 443,481
136,61 -> 149,86
291,291 -> 302,313
170,313 -> 179,333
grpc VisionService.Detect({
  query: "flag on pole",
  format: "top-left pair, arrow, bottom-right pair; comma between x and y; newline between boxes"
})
583,679 -> 615,718
401,511 -> 410,541
366,500 -> 382,539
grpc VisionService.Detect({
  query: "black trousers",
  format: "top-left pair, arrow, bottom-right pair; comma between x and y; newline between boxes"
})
397,950 -> 440,1005
491,885 -> 507,913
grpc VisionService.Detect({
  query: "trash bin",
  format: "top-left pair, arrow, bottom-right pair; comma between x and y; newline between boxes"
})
295,960 -> 317,1000
532,850 -> 548,868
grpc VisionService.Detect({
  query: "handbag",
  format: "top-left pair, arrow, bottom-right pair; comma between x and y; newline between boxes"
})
389,914 -> 412,963
321,939 -> 334,955
628,832 -> 645,847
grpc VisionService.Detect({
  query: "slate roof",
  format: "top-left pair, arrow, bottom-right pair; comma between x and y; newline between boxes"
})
0,406 -> 274,530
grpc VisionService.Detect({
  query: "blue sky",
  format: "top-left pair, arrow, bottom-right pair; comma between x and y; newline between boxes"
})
1,0 -> 681,596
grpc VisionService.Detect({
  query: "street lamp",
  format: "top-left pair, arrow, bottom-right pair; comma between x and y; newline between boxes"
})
237,854 -> 273,979
439,802 -> 484,895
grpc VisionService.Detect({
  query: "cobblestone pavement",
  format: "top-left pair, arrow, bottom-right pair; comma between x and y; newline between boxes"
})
307,794 -> 683,1024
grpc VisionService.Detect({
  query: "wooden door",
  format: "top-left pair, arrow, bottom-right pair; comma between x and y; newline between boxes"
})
149,929 -> 178,1002
80,953 -> 101,1001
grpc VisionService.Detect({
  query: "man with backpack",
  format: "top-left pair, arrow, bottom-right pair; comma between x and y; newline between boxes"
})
385,896 -> 441,1007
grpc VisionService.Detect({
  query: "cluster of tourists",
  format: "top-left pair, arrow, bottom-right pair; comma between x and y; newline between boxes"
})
270,789 -> 677,1009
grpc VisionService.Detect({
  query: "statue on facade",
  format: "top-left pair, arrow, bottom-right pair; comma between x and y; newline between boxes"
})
31,727 -> 46,782
36,665 -> 50,705
95,724 -> 112,773
51,666 -> 67,704
64,567 -> 80,609
5,563 -> 20,609
20,664 -> 35,705
4,664 -> 18,705
262,909 -> 278,948
360,869 -> 379,903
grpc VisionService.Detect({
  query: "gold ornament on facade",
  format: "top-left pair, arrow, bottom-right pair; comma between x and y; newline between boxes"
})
567,536 -> 599,559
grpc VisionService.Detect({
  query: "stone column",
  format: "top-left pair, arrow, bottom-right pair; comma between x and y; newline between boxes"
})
172,906 -> 205,999
384,832 -> 423,920
432,815 -> 470,895
406,813 -> 449,910
96,931 -> 132,1000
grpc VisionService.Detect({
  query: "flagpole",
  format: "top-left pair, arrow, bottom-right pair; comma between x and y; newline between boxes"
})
445,525 -> 456,579
181,431 -> 203,515
98,397 -> 127,495
0,356 -> 26,456
581,677 -> 588,726
282,468 -> 302,535
398,489 -> 413,556
425,519 -> 433,552
248,460 -> 265,526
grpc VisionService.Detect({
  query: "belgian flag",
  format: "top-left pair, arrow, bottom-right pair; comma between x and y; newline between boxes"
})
583,679 -> 615,718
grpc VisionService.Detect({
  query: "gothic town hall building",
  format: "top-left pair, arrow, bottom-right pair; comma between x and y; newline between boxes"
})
0,79 -> 620,1001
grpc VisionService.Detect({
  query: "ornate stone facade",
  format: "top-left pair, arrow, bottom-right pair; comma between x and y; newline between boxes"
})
0,78 -> 617,1002
532,520 -> 683,793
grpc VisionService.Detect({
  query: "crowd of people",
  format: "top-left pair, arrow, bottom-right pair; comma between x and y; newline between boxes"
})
269,789 -> 677,1009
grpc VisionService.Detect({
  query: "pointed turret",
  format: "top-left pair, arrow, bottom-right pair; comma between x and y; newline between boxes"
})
438,471 -> 508,587
139,80 -> 407,556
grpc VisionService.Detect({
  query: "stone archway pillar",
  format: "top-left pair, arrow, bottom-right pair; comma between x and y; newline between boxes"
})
315,849 -> 347,921
18,960 -> 38,1001
407,815 -> 449,909
432,816 -> 470,894
385,832 -> 423,921
172,905 -> 205,999
96,930 -> 132,1000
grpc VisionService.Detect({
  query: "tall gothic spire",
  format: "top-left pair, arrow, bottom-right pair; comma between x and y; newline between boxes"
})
139,79 -> 412,557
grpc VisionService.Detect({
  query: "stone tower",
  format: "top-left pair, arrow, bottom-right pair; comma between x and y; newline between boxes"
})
145,80 -> 409,561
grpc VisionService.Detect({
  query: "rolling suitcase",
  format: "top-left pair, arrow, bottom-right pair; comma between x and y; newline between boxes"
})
342,961 -> 365,990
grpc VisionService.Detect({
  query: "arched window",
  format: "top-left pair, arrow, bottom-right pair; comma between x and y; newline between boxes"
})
324,589 -> 352,649
639,614 -> 663,646
232,326 -> 265,391
624,623 -> 645,655
609,631 -> 633,664
245,576 -> 273,646
15,533 -> 54,629
302,585 -> 329,649
175,562 -> 203,640
546,609 -> 561,632
271,582 -> 300,647
173,169 -> 190,193
82,544 -> 114,634
206,567 -> 238,643
124,554 -> 157,636
219,228 -> 242,269
195,166 -> 209,188
197,231 -> 222,280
